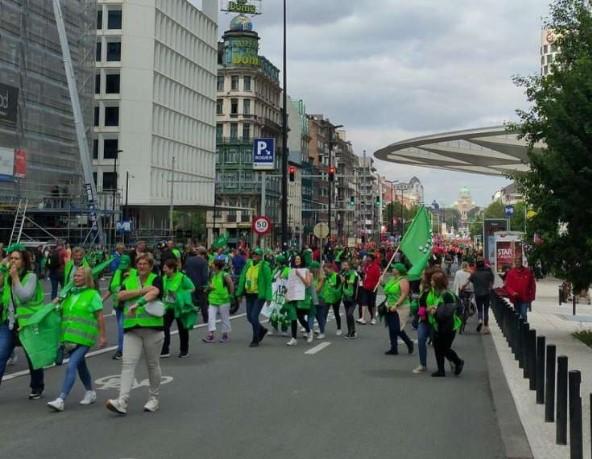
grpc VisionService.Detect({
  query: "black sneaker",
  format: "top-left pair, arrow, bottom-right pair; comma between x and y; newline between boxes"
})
249,341 -> 259,348
112,351 -> 122,360
476,322 -> 483,333
258,327 -> 268,343
407,341 -> 414,355
345,332 -> 358,340
384,349 -> 398,355
178,352 -> 189,358
160,352 -> 171,359
431,371 -> 446,377
28,389 -> 43,400
454,359 -> 465,376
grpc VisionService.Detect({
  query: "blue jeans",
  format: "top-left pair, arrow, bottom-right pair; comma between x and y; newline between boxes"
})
245,294 -> 265,341
417,321 -> 431,367
0,323 -> 44,391
59,345 -> 92,400
49,273 -> 62,300
516,302 -> 530,322
313,304 -> 327,333
385,311 -> 413,352
116,308 -> 124,353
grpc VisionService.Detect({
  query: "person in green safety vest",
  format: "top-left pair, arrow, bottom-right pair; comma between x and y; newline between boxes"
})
203,255 -> 234,343
284,255 -> 313,346
47,267 -> 106,412
236,248 -> 272,347
307,261 -> 327,339
383,263 -> 414,356
63,247 -> 90,286
428,271 -> 464,378
160,258 -> 195,358
340,261 -> 359,339
269,254 -> 290,336
413,267 -> 442,374
320,263 -> 343,336
106,253 -> 164,415
0,245 -> 46,399
102,255 -> 134,361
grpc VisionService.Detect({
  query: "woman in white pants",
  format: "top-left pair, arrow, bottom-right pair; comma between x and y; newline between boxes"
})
203,256 -> 234,343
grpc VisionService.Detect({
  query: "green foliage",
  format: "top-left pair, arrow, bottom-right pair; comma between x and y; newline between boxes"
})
573,330 -> 592,348
469,201 -> 527,238
511,0 -> 592,290
383,202 -> 419,232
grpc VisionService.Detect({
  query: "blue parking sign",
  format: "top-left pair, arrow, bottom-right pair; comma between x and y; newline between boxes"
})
504,205 -> 514,218
253,138 -> 275,170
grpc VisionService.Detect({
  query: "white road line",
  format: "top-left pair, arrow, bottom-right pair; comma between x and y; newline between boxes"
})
304,342 -> 331,355
1,313 -> 247,382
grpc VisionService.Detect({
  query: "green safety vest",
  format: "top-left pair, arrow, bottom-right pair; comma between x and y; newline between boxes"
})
64,258 -> 90,285
163,272 -> 185,310
208,271 -> 231,306
342,270 -> 358,300
172,248 -> 181,260
2,272 -> 44,326
110,268 -> 136,308
321,272 -> 342,304
426,289 -> 462,332
61,288 -> 101,347
122,272 -> 163,329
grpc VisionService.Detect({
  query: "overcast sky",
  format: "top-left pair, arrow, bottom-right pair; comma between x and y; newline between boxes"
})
218,0 -> 550,206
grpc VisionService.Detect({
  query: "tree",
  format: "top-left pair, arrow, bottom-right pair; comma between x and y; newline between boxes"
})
512,0 -> 592,290
468,201 -> 527,238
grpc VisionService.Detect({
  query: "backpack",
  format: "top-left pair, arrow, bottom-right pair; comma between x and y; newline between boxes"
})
435,292 -> 461,333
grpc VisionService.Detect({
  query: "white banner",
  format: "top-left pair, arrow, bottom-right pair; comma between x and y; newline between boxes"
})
0,147 -> 14,176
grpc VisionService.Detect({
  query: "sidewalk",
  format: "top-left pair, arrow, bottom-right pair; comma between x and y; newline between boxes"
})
491,278 -> 592,459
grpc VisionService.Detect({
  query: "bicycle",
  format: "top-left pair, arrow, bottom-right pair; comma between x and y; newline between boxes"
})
459,291 -> 476,335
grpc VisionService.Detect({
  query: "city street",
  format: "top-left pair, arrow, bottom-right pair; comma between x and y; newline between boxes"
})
1,294 -> 509,459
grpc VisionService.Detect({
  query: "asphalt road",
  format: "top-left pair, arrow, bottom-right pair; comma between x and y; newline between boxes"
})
0,286 -> 507,459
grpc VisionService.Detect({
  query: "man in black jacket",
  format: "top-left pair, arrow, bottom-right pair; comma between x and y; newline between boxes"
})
184,245 -> 209,323
468,257 -> 494,334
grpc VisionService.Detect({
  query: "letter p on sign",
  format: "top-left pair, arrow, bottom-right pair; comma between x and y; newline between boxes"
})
257,141 -> 267,155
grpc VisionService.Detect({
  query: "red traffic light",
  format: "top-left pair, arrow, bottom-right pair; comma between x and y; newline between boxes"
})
289,166 -> 296,182
328,166 -> 336,182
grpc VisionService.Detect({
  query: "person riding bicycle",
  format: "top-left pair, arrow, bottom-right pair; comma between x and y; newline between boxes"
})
453,262 -> 474,333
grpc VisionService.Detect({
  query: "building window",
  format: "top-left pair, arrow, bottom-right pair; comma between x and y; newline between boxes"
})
92,139 -> 99,159
231,76 -> 239,91
96,41 -> 102,61
243,99 -> 250,115
105,74 -> 120,93
107,9 -> 122,29
104,106 -> 119,126
102,172 -> 116,191
94,106 -> 100,126
244,76 -> 252,91
93,172 -> 97,187
95,74 -> 101,94
106,42 -> 121,61
217,76 -> 224,91
97,10 -> 103,30
230,123 -> 238,139
543,45 -> 548,54
103,138 -> 119,159
231,98 -> 238,115
216,123 -> 223,140
242,124 -> 250,140
216,99 -> 223,115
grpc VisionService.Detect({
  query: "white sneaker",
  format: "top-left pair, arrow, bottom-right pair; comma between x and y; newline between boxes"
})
47,397 -> 64,412
80,390 -> 97,406
286,338 -> 298,346
307,332 -> 314,343
336,329 -> 343,336
300,326 -> 306,333
412,366 -> 427,374
268,329 -> 275,336
106,398 -> 127,415
370,318 -> 377,325
144,397 -> 159,413
356,318 -> 367,325
317,333 -> 326,340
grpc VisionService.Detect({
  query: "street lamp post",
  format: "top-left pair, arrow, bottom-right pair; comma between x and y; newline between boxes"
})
281,0 -> 289,251
112,149 -> 123,247
327,122 -> 343,245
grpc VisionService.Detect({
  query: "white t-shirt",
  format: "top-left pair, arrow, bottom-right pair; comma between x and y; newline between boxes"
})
453,270 -> 473,295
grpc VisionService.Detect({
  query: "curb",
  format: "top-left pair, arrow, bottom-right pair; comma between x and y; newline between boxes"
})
483,333 -> 534,459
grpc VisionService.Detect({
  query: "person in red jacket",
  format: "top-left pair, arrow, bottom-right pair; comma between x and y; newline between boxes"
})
357,253 -> 382,325
504,257 -> 536,322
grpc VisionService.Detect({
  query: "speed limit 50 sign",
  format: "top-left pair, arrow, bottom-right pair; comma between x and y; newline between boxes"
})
252,215 -> 272,236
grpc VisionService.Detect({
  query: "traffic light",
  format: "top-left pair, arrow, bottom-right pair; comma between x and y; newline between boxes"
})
375,196 -> 381,207
328,166 -> 335,182
350,196 -> 355,207
289,166 -> 295,182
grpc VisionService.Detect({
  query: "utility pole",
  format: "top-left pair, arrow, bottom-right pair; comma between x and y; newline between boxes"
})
281,0 -> 289,251
169,156 -> 175,238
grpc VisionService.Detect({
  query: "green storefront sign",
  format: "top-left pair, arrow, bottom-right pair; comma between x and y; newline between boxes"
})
228,0 -> 257,15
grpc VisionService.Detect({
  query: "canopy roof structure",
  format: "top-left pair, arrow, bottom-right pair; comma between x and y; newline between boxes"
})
374,126 -> 542,176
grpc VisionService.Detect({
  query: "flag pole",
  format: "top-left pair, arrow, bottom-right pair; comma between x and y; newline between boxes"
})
374,245 -> 400,293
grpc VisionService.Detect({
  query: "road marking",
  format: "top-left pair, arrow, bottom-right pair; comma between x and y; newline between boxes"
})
1,313 -> 247,382
304,342 -> 331,355
94,374 -> 174,391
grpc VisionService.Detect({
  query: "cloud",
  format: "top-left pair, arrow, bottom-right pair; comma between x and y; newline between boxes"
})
218,0 -> 549,205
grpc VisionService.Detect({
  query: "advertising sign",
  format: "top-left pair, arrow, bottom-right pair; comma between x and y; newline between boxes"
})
0,83 -> 18,124
0,147 -> 15,178
253,138 -> 275,170
221,0 -> 261,15
483,219 -> 509,264
14,148 -> 26,178
494,232 -> 524,274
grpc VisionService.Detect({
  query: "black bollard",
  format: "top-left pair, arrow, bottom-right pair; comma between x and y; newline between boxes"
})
545,345 -> 556,422
589,394 -> 591,459
517,318 -> 525,365
528,330 -> 537,391
536,336 -> 545,404
556,356 -> 568,445
514,313 -> 521,360
522,322 -> 530,375
568,370 -> 582,459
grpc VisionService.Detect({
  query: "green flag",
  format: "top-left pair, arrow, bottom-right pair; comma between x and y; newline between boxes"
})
400,206 -> 432,280
212,233 -> 229,250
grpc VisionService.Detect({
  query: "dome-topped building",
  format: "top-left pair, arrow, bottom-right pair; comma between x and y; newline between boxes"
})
229,14 -> 253,32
